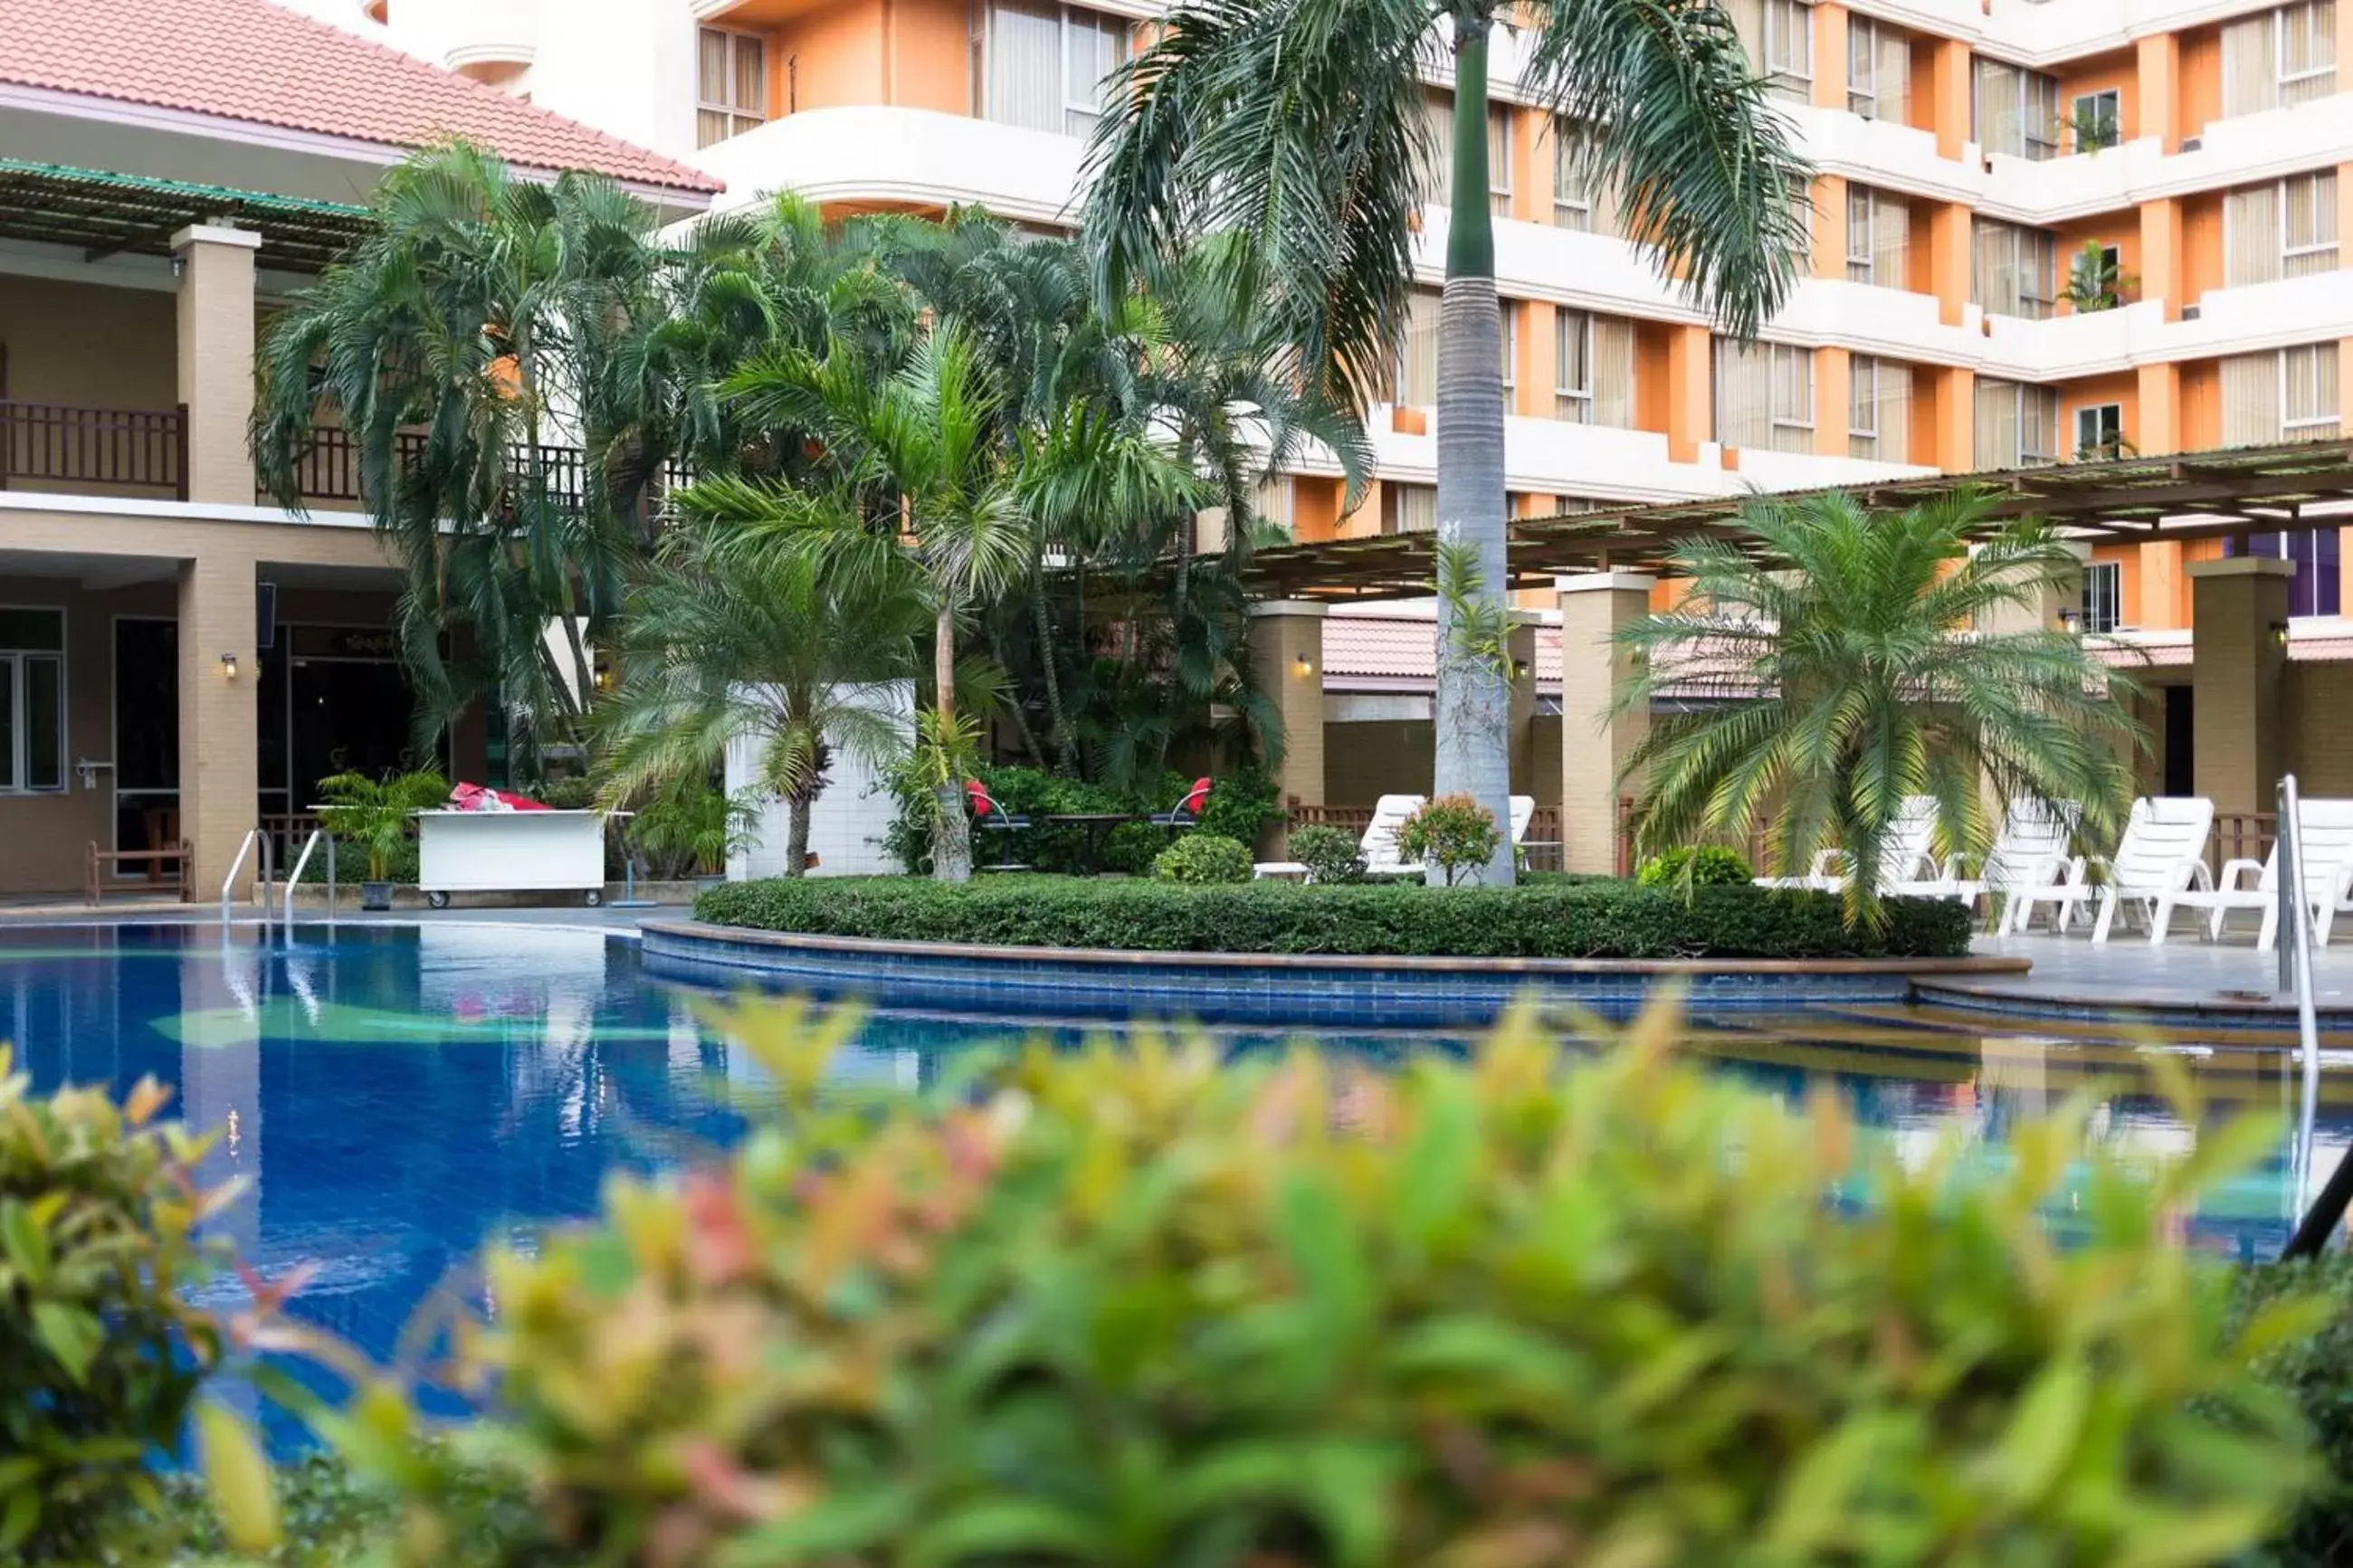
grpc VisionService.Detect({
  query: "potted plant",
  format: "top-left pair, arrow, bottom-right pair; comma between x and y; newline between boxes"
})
316,769 -> 449,910
624,778 -> 759,890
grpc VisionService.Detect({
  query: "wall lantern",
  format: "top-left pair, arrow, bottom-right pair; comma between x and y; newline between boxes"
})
220,651 -> 239,681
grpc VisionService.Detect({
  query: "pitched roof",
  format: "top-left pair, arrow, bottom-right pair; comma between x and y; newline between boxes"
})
0,0 -> 721,195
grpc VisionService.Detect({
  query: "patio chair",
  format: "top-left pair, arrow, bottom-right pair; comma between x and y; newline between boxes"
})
1149,777 -> 1213,828
1254,794 -> 1425,880
2005,796 -> 2214,943
1939,798 -> 2082,933
965,779 -> 1032,871
2145,798 -> 2353,949
1752,796 -> 1942,896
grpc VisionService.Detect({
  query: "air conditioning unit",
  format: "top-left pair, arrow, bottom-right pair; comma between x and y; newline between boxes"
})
2182,304 -> 2203,320
2181,136 -> 2203,151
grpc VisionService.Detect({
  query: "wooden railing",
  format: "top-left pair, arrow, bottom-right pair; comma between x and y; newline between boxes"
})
279,428 -> 689,510
0,400 -> 186,499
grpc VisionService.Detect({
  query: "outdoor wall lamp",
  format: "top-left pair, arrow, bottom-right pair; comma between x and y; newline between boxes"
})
220,651 -> 238,681
1293,653 -> 1315,677
2057,607 -> 2082,634
2272,620 -> 2291,648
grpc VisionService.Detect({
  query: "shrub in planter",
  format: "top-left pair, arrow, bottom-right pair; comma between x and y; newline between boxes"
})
1193,765 -> 1285,849
1636,844 -> 1755,889
1152,832 -> 1253,885
1396,793 -> 1500,885
318,995 -> 2316,1567
1288,823 -> 1367,884
0,1050 -> 233,1560
1100,820 -> 1169,877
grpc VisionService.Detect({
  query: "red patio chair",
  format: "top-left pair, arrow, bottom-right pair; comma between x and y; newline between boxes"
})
1150,776 -> 1213,828
966,779 -> 1031,870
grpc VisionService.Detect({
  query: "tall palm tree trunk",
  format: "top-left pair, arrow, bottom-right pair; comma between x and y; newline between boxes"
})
786,787 -> 814,879
932,603 -> 975,882
1031,582 -> 1080,776
1432,17 -> 1516,885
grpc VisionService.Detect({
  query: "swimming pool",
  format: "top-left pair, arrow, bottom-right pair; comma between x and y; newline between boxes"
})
3,919 -> 2340,1440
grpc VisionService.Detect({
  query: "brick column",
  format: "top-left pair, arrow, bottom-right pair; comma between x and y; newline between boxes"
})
1249,601 -> 1327,853
173,223 -> 261,506
2188,557 -> 2292,819
1508,613 -> 1539,788
1557,573 -> 1653,874
179,554 -> 261,900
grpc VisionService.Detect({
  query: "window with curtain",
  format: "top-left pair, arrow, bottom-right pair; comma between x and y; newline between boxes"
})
1848,355 -> 1910,462
2226,170 -> 2340,282
1847,17 -> 1910,121
2227,530 -> 2342,614
2224,4 -> 2339,116
1382,484 -> 1438,534
2221,344 -> 2341,442
0,608 -> 65,795
1395,290 -> 1441,405
1253,475 -> 1295,537
1500,301 -> 1519,395
976,1 -> 1128,138
697,26 -> 766,148
2286,341 -> 2341,435
2082,561 -> 2123,632
1727,0 -> 1812,100
1844,185 -> 1910,287
1973,218 -> 2056,318
1714,339 -> 1814,452
1553,309 -> 1635,425
1973,57 -> 2060,159
1487,105 -> 1512,216
1549,118 -> 1617,232
1973,379 -> 2059,468
1419,91 -> 1453,207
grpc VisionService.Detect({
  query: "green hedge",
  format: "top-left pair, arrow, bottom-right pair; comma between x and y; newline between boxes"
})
2236,1253 -> 2353,1565
693,875 -> 1975,959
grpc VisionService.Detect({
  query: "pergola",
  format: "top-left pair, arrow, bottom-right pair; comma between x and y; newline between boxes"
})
1243,438 -> 2353,602
0,159 -> 371,273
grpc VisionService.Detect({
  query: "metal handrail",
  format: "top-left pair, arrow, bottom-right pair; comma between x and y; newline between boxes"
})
219,828 -> 273,917
282,828 -> 334,923
2276,774 -> 2339,1259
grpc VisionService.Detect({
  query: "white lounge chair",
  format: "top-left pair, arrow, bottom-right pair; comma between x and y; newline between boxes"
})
1255,794 -> 1424,880
1939,798 -> 2081,933
2006,797 -> 2214,942
1754,796 -> 1942,895
2146,798 -> 2353,949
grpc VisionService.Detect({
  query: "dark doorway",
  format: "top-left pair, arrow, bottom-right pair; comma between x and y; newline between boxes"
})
289,656 -> 413,801
113,618 -> 178,862
2163,686 -> 2195,797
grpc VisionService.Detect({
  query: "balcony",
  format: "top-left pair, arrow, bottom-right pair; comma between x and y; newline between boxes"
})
695,107 -> 1087,226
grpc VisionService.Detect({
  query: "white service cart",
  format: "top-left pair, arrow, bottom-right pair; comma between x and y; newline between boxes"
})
414,809 -> 611,908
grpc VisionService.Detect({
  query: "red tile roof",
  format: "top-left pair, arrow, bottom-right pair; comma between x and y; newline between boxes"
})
0,0 -> 721,195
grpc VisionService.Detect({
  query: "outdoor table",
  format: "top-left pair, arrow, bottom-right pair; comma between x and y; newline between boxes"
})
1044,812 -> 1139,875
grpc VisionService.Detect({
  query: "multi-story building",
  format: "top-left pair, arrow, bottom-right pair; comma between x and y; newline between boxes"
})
343,0 -> 2353,869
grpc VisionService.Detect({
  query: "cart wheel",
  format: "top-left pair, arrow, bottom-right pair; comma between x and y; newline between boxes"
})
584,889 -> 604,908
425,890 -> 450,909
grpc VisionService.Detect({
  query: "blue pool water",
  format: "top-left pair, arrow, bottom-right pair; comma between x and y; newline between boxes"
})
2,920 -> 2341,1446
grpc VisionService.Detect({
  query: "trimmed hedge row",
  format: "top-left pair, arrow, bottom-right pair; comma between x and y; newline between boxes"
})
692,875 -> 1976,960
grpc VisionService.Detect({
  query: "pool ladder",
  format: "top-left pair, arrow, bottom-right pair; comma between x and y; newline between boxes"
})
218,826 -> 337,924
2277,774 -> 2340,1259
219,828 -> 273,918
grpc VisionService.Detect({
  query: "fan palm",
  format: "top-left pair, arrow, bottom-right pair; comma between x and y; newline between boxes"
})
1084,0 -> 1809,884
1614,489 -> 2147,928
594,521 -> 925,879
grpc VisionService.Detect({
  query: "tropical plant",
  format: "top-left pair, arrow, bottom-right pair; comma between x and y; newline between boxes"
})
595,519 -> 925,879
1614,489 -> 2146,928
2070,96 -> 2120,153
1396,792 -> 1504,886
0,1050 -> 233,1561
315,768 -> 450,882
1289,822 -> 1369,883
621,776 -> 760,880
272,992 -> 2317,1567
2062,240 -> 2136,313
1636,843 -> 1755,889
1151,831 -> 1254,883
1085,0 -> 1809,885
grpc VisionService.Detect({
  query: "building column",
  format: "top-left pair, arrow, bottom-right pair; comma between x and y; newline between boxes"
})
1663,325 -> 1712,462
2139,197 -> 2185,321
1508,613 -> 1539,789
1249,600 -> 1327,852
173,223 -> 261,506
2136,360 -> 2186,626
1814,347 -> 1852,459
1929,39 -> 1974,159
1811,5 -> 1849,112
2136,33 -> 2180,150
1557,573 -> 1653,875
2187,557 -> 2292,820
1927,202 -> 1974,328
179,555 -> 261,900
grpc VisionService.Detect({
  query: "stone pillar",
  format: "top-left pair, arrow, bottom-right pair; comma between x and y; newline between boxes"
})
1508,614 -> 1539,787
173,224 -> 261,506
1557,573 -> 1653,875
1248,601 -> 1327,852
2188,557 -> 2292,819
179,554 -> 261,900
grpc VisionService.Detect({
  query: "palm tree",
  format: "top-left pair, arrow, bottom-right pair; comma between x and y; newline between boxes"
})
1613,489 -> 2147,928
1084,0 -> 1811,884
593,521 -> 926,879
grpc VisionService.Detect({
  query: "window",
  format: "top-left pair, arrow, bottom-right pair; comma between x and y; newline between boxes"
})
1500,301 -> 1519,395
1729,0 -> 1813,100
1251,475 -> 1294,542
0,608 -> 65,796
1847,16 -> 1910,121
1973,379 -> 2060,468
1553,309 -> 1636,426
2224,170 -> 2340,283
1487,104 -> 1512,217
2286,341 -> 2340,436
1382,483 -> 1437,534
2071,88 -> 2120,151
1394,289 -> 1441,405
2074,403 -> 2124,461
1848,355 -> 1911,462
974,0 -> 1128,138
696,26 -> 766,148
1714,339 -> 1815,453
2221,344 -> 2342,442
1973,57 -> 2061,159
1973,218 -> 2057,318
1844,185 -> 1910,287
1549,118 -> 1617,233
2081,561 -> 2123,632
2226,530 -> 2342,615
2223,3 -> 2338,115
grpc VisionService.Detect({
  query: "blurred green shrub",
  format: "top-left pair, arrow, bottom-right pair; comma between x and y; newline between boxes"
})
1287,823 -> 1367,884
1635,845 -> 1755,889
1151,832 -> 1253,885
1396,794 -> 1500,886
